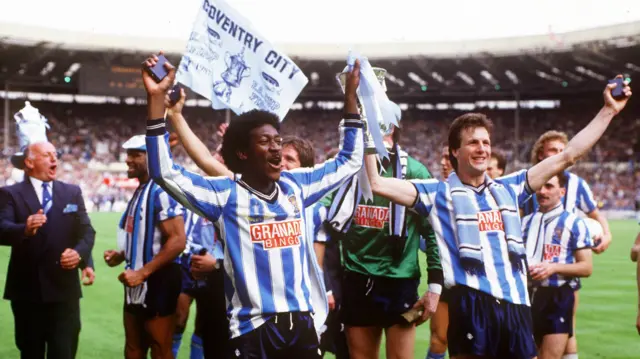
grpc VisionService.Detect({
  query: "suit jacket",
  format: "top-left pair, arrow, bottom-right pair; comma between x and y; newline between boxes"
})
0,178 -> 96,303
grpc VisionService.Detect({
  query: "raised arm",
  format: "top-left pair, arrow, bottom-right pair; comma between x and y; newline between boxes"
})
527,77 -> 631,191
165,89 -> 233,179
142,52 -> 231,222
365,153 -> 418,207
285,60 -> 364,206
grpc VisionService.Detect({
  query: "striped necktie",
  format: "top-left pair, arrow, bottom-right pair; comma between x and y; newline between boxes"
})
42,182 -> 52,214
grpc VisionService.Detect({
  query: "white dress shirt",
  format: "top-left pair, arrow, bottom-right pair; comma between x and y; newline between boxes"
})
29,176 -> 53,206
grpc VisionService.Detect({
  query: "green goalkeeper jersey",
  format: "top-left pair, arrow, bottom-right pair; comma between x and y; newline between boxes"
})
324,154 -> 442,282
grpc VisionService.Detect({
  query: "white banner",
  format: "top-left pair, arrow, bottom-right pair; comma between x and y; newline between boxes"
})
176,0 -> 308,120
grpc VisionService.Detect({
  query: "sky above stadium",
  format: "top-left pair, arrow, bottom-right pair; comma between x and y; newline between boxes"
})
1,0 -> 639,44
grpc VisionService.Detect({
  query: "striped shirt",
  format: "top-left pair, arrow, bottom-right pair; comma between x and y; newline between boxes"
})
308,202 -> 329,244
521,171 -> 597,216
119,180 -> 183,305
522,203 -> 592,287
145,118 -> 364,338
122,180 -> 184,270
411,169 -> 532,305
184,209 -> 224,261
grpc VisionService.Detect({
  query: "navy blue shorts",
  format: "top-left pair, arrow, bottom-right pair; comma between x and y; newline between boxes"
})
440,286 -> 451,304
531,285 -> 575,343
124,263 -> 182,319
447,286 -> 537,359
178,254 -> 197,295
228,312 -> 321,359
341,270 -> 419,328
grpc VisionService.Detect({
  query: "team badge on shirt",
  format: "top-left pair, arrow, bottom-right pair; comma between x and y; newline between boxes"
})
288,195 -> 300,215
543,244 -> 562,261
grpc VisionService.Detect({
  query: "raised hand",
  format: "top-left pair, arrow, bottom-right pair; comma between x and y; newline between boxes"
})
166,87 -> 186,116
141,51 -> 176,99
344,59 -> 361,115
603,75 -> 632,114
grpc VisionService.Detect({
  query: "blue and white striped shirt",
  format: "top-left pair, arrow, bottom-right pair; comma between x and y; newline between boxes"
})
119,180 -> 183,305
145,118 -> 364,338
184,209 -> 224,261
411,169 -> 533,305
522,203 -> 592,287
121,180 -> 184,271
308,202 -> 329,244
521,171 -> 597,216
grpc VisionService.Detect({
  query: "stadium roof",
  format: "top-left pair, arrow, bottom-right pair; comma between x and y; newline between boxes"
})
2,21 -> 640,59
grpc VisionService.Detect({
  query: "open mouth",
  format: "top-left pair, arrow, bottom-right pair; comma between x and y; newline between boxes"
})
267,156 -> 282,169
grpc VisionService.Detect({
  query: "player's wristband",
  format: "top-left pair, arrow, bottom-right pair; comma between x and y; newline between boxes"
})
147,118 -> 167,136
428,283 -> 443,295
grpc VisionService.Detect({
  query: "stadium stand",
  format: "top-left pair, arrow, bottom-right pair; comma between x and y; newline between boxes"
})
0,22 -> 638,212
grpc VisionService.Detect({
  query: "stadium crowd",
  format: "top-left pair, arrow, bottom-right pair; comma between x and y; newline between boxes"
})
1,101 -> 638,210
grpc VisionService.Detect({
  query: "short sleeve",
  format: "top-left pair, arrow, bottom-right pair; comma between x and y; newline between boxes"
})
409,178 -> 441,217
572,217 -> 593,250
576,177 -> 598,214
154,188 -> 185,222
495,169 -> 533,206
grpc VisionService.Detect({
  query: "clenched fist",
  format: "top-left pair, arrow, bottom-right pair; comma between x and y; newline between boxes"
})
24,209 -> 47,236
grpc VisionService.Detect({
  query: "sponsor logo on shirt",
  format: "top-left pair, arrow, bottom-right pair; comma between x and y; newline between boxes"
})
543,244 -> 562,261
477,210 -> 505,232
354,205 -> 389,229
250,219 -> 302,250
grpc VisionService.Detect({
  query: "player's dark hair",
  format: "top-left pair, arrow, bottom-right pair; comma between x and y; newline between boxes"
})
221,110 -> 281,173
491,151 -> 507,172
556,171 -> 568,188
447,113 -> 493,171
282,137 -> 315,168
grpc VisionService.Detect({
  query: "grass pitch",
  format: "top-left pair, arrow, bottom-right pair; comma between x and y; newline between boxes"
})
0,213 -> 638,358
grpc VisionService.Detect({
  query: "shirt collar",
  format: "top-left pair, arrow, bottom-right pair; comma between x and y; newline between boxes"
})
29,176 -> 51,190
540,202 -> 564,218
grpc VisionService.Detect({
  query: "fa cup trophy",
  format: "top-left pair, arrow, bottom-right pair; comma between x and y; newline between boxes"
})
213,47 -> 251,103
337,66 -> 395,153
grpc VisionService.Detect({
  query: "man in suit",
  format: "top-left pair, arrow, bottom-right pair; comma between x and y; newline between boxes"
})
0,140 -> 96,359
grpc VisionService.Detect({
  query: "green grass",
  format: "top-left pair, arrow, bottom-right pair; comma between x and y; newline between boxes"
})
0,214 -> 638,358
